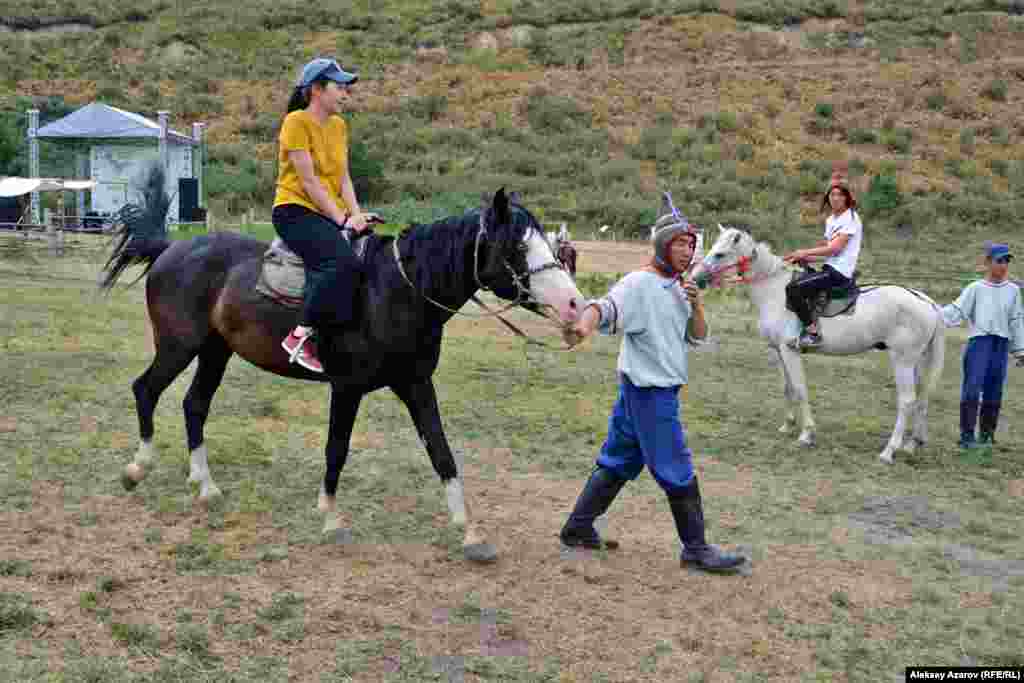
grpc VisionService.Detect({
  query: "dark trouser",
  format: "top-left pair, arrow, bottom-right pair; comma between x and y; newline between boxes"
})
272,204 -> 363,330
960,335 -> 1009,442
785,264 -> 851,327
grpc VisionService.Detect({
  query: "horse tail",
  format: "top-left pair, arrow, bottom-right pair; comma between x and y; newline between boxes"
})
98,162 -> 173,292
917,301 -> 946,396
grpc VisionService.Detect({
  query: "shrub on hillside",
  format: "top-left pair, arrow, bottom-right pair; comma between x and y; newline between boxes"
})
814,102 -> 834,119
631,125 -> 673,161
861,174 -> 903,214
847,128 -> 878,145
349,140 -> 387,200
880,127 -> 912,153
578,194 -> 657,237
925,90 -> 946,111
989,159 -> 1010,177
522,91 -> 591,134
406,95 -> 448,122
945,158 -> 979,180
982,79 -> 1008,102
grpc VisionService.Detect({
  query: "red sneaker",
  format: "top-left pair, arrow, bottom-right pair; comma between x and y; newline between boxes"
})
281,330 -> 324,373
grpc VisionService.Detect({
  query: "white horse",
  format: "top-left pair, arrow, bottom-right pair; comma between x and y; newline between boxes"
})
689,226 -> 946,463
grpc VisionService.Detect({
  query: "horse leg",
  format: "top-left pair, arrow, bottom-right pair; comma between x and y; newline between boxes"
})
773,346 -> 798,434
779,345 -> 816,447
182,336 -> 233,504
879,361 -> 917,464
122,339 -> 199,490
392,379 -> 497,563
904,365 -> 926,454
319,386 -> 362,543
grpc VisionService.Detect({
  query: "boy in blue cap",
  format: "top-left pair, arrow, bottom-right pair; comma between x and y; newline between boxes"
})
942,243 -> 1024,448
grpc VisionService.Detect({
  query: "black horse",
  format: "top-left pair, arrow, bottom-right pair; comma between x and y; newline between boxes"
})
99,175 -> 584,563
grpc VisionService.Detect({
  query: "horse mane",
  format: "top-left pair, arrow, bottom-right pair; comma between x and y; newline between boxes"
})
390,203 -> 540,298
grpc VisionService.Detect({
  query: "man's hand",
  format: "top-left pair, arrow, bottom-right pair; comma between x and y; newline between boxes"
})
682,279 -> 702,307
563,305 -> 600,349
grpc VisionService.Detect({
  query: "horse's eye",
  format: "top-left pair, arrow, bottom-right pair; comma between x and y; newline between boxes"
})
713,253 -> 722,260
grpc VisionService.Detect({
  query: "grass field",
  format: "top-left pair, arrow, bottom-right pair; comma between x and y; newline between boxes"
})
1,238 -> 1022,681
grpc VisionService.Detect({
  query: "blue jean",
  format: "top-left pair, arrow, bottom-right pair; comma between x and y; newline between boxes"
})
961,335 -> 1009,404
595,373 -> 695,495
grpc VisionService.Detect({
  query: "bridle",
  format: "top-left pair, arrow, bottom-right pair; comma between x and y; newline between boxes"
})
392,208 -> 566,345
697,243 -> 789,287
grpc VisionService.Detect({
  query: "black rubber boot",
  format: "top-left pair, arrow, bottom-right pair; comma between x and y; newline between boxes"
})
668,477 -> 746,573
979,401 -> 1001,445
560,466 -> 626,550
959,400 -> 980,448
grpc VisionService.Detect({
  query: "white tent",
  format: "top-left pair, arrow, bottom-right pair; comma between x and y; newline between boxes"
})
0,177 -> 96,197
35,102 -> 195,144
28,103 -> 204,226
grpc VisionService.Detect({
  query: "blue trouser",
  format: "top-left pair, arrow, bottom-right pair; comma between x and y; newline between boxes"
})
962,335 -> 1009,404
960,335 -> 1009,439
595,373 -> 695,495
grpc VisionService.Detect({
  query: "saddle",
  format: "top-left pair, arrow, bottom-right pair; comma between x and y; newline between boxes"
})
787,268 -> 861,322
255,228 -> 375,308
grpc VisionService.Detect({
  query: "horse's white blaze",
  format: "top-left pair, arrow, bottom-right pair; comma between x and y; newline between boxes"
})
523,231 -> 583,325
446,478 -> 467,526
188,445 -> 221,500
695,227 -> 945,463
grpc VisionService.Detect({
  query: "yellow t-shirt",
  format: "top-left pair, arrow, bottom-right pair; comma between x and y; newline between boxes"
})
272,110 -> 350,215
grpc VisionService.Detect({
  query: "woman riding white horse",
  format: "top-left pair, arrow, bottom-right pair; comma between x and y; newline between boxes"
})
689,226 -> 945,463
783,169 -> 863,350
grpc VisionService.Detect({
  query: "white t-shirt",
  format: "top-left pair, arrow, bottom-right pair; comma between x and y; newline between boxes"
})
823,208 -> 862,279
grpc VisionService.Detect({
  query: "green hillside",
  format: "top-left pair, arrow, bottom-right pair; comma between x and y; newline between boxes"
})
2,0 -> 1023,295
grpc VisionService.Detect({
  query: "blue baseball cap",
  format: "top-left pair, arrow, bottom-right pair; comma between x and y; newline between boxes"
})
986,243 -> 1013,261
297,58 -> 358,88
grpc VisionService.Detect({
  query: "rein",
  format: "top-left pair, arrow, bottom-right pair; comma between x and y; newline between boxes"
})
391,210 -> 563,347
699,245 -> 789,286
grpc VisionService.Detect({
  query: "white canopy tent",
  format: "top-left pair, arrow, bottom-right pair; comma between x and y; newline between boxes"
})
27,103 -> 204,226
0,177 -> 96,198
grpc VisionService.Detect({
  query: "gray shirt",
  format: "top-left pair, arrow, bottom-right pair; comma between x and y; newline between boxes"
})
942,278 -> 1024,353
590,270 -> 704,388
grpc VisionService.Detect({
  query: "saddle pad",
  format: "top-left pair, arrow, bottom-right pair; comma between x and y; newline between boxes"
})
255,237 -> 306,308
254,233 -> 376,308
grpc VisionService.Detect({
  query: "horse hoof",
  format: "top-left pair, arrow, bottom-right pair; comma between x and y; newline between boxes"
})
464,542 -> 498,564
120,471 -> 139,491
121,464 -> 144,490
197,488 -> 223,507
324,528 -> 354,545
798,436 -> 816,449
878,452 -> 894,464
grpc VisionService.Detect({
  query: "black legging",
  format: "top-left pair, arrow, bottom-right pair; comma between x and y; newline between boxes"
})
272,204 -> 363,330
785,264 -> 851,327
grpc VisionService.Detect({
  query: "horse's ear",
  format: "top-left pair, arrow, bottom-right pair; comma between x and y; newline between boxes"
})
493,188 -> 510,225
717,223 -> 725,234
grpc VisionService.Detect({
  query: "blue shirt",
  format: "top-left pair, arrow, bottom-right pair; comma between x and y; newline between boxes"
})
942,279 -> 1024,353
590,271 -> 705,388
